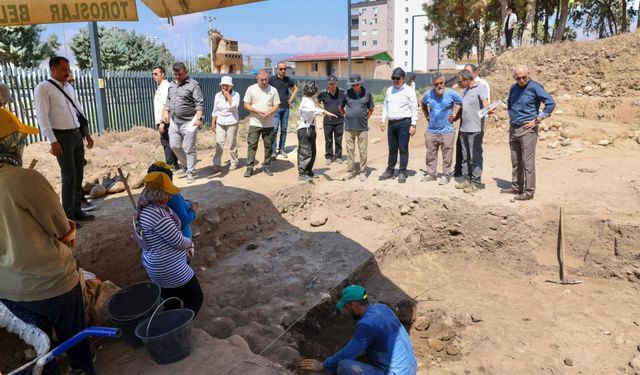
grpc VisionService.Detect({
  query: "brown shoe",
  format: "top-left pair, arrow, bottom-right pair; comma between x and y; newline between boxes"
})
500,187 -> 521,195
513,192 -> 534,201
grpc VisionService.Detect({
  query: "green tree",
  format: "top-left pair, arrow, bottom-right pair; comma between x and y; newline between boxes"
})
197,55 -> 210,72
0,26 -> 61,67
263,56 -> 272,68
570,0 -> 635,37
70,26 -> 176,71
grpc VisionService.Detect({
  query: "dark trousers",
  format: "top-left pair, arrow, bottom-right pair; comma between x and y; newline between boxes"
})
160,129 -> 179,168
459,131 -> 484,185
246,126 -> 275,170
323,123 -> 344,160
297,127 -> 317,176
453,133 -> 463,176
1,284 -> 95,375
160,275 -> 204,318
53,129 -> 85,220
505,28 -> 514,48
509,125 -> 538,194
385,118 -> 411,174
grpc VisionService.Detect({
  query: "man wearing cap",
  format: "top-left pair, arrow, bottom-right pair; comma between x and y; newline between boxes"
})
35,56 -> 95,224
299,285 -> 417,375
243,70 -> 281,177
153,65 -> 178,170
340,74 -> 374,181
379,67 -> 419,184
317,75 -> 346,165
1,108 -> 96,375
269,62 -> 298,159
211,76 -> 240,173
162,62 -> 205,184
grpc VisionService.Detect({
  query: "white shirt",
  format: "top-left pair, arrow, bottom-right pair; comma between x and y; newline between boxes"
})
212,90 -> 240,125
505,13 -> 517,30
34,78 -> 83,144
153,80 -> 170,125
381,83 -> 419,126
476,77 -> 491,101
297,96 -> 325,130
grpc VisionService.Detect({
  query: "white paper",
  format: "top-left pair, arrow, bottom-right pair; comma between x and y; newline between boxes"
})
478,99 -> 502,119
185,115 -> 199,133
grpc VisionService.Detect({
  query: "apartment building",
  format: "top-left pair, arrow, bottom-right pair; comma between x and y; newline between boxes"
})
350,0 -> 457,72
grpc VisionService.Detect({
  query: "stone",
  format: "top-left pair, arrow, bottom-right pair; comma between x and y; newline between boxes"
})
564,358 -> 573,366
82,181 -> 95,195
427,339 -> 445,352
446,346 -> 460,356
583,85 -> 593,93
548,141 -> 559,149
202,316 -> 236,339
227,335 -> 252,352
636,137 -> 640,145
598,139 -> 610,146
582,140 -> 593,146
309,211 -> 328,227
246,242 -> 258,251
560,139 -> 572,147
129,172 -> 146,189
89,184 -> 107,199
630,356 -> 640,370
400,206 -> 411,215
414,317 -> 431,331
107,181 -> 126,194
560,129 -> 571,139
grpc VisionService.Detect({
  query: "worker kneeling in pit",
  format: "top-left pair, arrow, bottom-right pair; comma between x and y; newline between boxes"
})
299,285 -> 417,375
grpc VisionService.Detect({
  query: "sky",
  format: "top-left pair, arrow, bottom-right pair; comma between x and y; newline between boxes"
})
42,0 -> 349,63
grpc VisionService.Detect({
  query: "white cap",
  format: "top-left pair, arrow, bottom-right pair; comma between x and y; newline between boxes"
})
220,76 -> 234,86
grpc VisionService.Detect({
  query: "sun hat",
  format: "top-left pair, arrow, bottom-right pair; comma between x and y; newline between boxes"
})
143,172 -> 180,195
0,108 -> 39,139
220,76 -> 234,86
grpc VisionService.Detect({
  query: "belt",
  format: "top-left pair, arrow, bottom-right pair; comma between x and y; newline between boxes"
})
52,128 -> 81,134
388,117 -> 411,123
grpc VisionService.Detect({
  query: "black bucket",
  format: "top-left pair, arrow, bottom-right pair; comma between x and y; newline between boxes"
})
107,282 -> 162,347
135,308 -> 194,364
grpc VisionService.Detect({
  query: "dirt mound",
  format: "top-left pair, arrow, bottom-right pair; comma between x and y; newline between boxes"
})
480,32 -> 640,101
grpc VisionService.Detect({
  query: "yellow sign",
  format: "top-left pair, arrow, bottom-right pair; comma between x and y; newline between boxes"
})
0,1 -> 138,26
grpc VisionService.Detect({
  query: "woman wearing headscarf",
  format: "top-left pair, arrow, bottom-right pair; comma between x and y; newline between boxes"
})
0,98 -> 96,375
133,172 -> 203,315
297,81 -> 337,181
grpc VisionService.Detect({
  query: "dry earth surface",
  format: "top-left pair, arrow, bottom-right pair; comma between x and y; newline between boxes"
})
3,33 -> 640,375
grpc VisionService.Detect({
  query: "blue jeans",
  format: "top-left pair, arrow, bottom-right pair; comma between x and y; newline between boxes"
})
336,360 -> 386,375
273,108 -> 289,153
386,118 -> 412,174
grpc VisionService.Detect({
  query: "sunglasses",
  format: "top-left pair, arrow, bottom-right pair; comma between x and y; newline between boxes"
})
392,77 -> 402,81
278,68 -> 286,71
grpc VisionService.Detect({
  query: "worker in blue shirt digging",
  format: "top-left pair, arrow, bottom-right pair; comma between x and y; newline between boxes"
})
299,285 -> 417,375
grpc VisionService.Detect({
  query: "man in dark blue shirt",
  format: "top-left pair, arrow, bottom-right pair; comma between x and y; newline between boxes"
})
268,62 -> 298,160
503,65 -> 555,201
299,285 -> 417,375
317,75 -> 346,165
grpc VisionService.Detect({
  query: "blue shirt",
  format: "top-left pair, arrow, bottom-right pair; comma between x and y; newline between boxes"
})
168,193 -> 196,239
507,79 -> 556,126
422,88 -> 462,134
323,304 -> 417,375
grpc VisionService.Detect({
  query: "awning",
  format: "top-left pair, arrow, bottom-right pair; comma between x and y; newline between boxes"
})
0,0 -> 265,26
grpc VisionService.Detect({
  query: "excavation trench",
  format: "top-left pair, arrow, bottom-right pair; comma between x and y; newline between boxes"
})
66,182 -> 640,373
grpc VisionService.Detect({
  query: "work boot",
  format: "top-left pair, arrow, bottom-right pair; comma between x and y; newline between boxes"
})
378,170 -> 394,180
229,163 -> 238,171
298,175 -> 312,182
280,152 -> 288,159
398,173 -> 407,183
186,172 -> 195,184
500,187 -> 521,195
513,192 -> 534,201
334,158 -> 343,164
244,168 -> 253,178
455,179 -> 471,189
263,167 -> 273,176
421,174 -> 437,182
463,183 -> 480,194
438,176 -> 450,185
325,158 -> 332,165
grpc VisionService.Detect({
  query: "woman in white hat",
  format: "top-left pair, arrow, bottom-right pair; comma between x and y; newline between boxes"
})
211,75 -> 240,173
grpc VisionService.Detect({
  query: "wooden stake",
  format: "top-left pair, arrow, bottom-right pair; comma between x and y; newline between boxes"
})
28,159 -> 38,169
557,207 -> 566,282
117,167 -> 136,208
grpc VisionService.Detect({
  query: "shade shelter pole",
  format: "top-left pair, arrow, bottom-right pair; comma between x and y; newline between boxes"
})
89,21 -> 109,133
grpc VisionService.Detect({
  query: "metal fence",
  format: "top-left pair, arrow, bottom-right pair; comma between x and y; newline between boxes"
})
0,64 -> 395,144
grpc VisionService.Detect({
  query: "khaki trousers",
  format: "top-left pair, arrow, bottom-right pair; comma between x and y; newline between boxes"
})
345,130 -> 368,174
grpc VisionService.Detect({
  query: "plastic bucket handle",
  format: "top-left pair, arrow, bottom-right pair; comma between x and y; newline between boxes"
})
144,296 -> 184,337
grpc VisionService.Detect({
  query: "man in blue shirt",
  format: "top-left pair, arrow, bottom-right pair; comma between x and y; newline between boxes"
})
502,65 -> 555,201
421,73 -> 462,185
299,285 -> 417,375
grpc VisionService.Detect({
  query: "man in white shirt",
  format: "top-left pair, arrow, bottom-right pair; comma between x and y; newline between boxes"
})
378,67 -> 419,184
152,65 -> 177,169
211,75 -> 241,172
503,7 -> 518,49
454,64 -> 491,177
35,56 -> 94,224
242,70 -> 281,178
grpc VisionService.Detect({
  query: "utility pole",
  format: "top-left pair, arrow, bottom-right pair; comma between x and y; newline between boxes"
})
89,22 -> 108,133
347,0 -> 352,79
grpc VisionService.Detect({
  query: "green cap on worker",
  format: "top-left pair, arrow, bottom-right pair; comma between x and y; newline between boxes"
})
336,285 -> 367,310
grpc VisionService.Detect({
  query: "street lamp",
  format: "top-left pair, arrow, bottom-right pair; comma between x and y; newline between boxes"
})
410,14 -> 427,73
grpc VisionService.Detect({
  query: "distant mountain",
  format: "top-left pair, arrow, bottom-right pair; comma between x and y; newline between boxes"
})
245,53 -> 297,69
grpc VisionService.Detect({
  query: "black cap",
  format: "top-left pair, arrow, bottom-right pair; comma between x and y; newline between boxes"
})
327,75 -> 338,84
348,74 -> 363,85
391,67 -> 406,79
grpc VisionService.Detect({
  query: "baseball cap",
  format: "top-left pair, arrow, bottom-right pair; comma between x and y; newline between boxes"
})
327,75 -> 338,84
143,172 -> 180,195
0,108 -> 39,140
391,67 -> 406,79
336,284 -> 367,310
348,74 -> 363,86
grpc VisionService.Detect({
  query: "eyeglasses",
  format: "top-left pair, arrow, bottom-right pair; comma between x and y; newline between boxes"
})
278,68 -> 286,71
433,82 -> 445,86
152,73 -> 159,76
515,75 -> 528,81
392,77 -> 402,81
